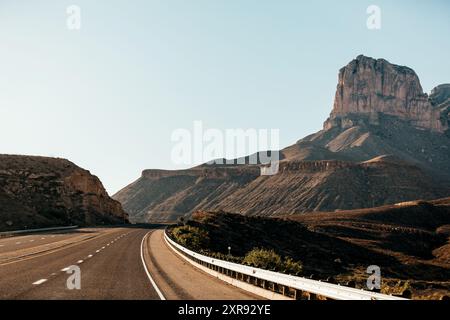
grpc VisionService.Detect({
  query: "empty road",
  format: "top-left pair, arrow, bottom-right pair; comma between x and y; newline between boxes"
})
0,226 -> 258,300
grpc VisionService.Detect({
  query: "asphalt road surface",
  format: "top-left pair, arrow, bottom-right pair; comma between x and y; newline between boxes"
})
0,226 -> 258,300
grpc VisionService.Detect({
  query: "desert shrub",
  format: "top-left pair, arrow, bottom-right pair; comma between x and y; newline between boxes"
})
282,257 -> 303,275
243,248 -> 283,270
243,248 -> 303,275
381,280 -> 412,296
171,225 -> 209,251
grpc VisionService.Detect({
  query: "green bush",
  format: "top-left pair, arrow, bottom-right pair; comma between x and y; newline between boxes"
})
243,248 -> 282,270
282,256 -> 303,275
171,226 -> 209,251
243,248 -> 303,275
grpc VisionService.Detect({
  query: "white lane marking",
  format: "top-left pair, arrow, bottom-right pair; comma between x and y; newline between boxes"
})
16,242 -> 21,245
51,273 -> 57,276
61,267 -> 70,272
140,231 -> 165,300
102,246 -> 105,249
77,260 -> 83,264
88,254 -> 93,258
41,238 -> 45,240
30,240 -> 34,242
0,245 -> 4,247
51,236 -> 55,238
96,250 -> 100,253
107,244 -> 110,246
33,279 -> 47,285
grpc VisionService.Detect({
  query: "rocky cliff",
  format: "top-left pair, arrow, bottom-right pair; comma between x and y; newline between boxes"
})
114,55 -> 450,223
0,155 -> 128,231
324,55 -> 449,133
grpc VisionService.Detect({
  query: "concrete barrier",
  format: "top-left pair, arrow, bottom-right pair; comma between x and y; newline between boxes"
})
0,226 -> 79,237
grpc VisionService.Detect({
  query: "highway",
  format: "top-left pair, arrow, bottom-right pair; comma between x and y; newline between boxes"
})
0,226 -> 257,300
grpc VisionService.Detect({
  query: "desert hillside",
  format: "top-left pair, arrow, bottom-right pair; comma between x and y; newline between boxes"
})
178,197 -> 450,299
0,155 -> 128,231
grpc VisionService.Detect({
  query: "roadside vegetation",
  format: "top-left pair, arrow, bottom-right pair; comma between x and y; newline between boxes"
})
170,225 -> 210,251
169,226 -> 303,276
243,248 -> 303,275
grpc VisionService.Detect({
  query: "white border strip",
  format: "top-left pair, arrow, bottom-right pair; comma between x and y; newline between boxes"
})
140,231 -> 166,300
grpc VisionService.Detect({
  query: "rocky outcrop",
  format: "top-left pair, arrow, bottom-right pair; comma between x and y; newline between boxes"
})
324,55 -> 448,133
0,155 -> 128,231
430,84 -> 450,132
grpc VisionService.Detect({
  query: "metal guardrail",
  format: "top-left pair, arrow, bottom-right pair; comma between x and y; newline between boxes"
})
0,225 -> 79,237
164,231 -> 408,300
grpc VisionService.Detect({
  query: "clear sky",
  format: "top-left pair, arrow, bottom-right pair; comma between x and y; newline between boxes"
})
0,0 -> 449,194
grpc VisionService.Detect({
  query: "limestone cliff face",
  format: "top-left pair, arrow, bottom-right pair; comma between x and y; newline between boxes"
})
114,157 -> 448,223
142,166 -> 260,180
0,155 -> 128,231
324,55 -> 448,133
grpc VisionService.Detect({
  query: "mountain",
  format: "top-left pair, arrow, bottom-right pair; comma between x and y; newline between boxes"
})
324,55 -> 448,133
114,55 -> 450,223
0,155 -> 128,231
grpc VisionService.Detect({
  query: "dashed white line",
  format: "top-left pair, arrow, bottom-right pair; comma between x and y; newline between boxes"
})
96,250 -> 100,253
33,279 -> 47,285
16,242 -> 21,245
61,267 -> 70,272
77,260 -> 83,264
88,254 -> 93,258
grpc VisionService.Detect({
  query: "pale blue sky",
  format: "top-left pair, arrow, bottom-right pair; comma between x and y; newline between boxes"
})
0,0 -> 449,194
